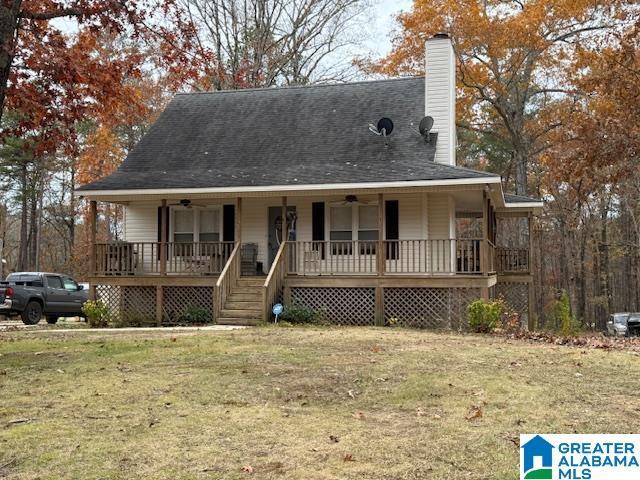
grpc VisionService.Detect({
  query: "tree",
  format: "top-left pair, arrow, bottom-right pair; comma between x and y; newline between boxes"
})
370,0 -> 633,195
0,0 -> 210,124
181,0 -> 372,89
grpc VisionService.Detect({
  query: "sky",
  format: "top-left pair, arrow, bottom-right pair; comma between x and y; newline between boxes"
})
365,0 -> 414,58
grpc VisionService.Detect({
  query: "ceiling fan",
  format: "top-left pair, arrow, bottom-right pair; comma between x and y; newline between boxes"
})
329,195 -> 371,207
168,199 -> 206,208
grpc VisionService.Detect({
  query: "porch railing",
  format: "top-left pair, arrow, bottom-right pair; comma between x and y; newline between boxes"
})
286,239 -> 495,276
215,242 -> 241,319
496,247 -> 529,273
263,241 -> 287,321
94,241 -> 235,276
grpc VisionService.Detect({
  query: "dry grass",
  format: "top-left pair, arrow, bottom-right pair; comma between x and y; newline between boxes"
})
1,326 -> 639,479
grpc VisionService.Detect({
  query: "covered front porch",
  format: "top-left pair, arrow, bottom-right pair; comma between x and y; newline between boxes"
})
85,186 -> 536,326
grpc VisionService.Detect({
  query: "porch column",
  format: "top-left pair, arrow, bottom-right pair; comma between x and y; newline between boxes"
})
235,197 -> 242,243
155,285 -> 163,326
282,196 -> 288,273
481,190 -> 488,275
160,199 -> 167,275
281,196 -> 288,241
528,212 -> 535,329
375,193 -> 385,326
89,200 -> 97,301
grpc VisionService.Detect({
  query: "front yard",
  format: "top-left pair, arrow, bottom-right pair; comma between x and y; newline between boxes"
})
1,327 -> 639,479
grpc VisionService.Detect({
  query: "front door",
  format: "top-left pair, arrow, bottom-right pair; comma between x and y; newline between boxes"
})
268,206 -> 296,268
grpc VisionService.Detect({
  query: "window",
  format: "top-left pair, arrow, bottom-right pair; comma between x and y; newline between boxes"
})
329,204 -> 379,255
174,210 -> 194,243
46,276 -> 63,289
358,205 -> 378,254
330,206 -> 352,241
199,209 -> 220,242
62,277 -> 78,291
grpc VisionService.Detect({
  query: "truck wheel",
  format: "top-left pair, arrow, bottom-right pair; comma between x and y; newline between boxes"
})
21,302 -> 43,325
46,316 -> 59,324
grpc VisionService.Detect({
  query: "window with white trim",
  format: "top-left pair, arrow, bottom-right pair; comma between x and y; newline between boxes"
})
173,210 -> 194,243
172,207 -> 222,243
329,204 -> 379,254
199,209 -> 220,242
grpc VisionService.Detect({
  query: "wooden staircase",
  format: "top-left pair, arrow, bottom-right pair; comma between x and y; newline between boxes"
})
217,276 -> 264,325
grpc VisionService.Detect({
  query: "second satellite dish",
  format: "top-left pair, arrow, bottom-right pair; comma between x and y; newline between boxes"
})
419,116 -> 434,136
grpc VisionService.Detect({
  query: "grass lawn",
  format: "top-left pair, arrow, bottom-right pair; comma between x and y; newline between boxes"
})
1,327 -> 639,479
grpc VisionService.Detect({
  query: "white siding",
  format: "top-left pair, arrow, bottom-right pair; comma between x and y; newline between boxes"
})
124,204 -> 157,242
426,36 -> 456,166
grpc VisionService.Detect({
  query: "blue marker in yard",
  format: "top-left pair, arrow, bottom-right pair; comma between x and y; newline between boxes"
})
521,435 -> 554,479
272,303 -> 283,323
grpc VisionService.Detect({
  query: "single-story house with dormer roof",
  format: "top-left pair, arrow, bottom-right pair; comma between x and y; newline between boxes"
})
76,34 -> 542,328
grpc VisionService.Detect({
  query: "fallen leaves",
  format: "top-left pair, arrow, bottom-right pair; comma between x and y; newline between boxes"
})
465,405 -> 483,421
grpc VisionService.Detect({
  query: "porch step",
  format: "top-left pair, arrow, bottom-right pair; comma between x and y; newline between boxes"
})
220,308 -> 262,319
217,317 -> 259,326
226,292 -> 262,302
224,301 -> 263,310
236,277 -> 266,287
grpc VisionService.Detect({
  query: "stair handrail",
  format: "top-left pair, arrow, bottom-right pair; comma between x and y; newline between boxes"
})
215,242 -> 241,320
263,241 -> 287,322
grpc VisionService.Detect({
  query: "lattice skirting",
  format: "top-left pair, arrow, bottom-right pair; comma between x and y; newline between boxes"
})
290,287 -> 376,326
384,287 -> 480,330
95,285 -> 214,325
495,282 -> 529,327
163,286 -> 214,324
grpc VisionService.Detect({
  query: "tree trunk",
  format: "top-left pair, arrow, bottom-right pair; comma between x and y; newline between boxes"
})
596,195 -> 611,329
514,148 -> 528,196
0,1 -> 21,125
17,160 -> 27,270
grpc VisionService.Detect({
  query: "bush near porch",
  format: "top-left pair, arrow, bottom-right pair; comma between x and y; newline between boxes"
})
1,327 -> 639,479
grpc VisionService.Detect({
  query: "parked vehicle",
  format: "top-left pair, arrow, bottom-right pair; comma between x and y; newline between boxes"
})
0,272 -> 88,325
607,313 -> 640,337
626,314 -> 640,337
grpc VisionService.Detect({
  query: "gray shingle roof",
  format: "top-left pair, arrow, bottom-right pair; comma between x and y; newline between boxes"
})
78,77 -> 498,191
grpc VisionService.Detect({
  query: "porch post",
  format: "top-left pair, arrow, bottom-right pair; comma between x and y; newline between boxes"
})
155,285 -> 163,326
160,199 -> 167,276
282,196 -> 288,274
528,212 -> 535,330
375,193 -> 385,326
235,197 -> 242,243
481,190 -> 488,275
281,196 -> 287,242
89,200 -> 97,301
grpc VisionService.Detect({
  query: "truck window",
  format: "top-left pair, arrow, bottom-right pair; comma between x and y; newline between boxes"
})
46,276 -> 63,289
62,277 -> 78,291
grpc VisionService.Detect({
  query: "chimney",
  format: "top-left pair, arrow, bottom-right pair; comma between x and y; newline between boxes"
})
425,33 -> 456,166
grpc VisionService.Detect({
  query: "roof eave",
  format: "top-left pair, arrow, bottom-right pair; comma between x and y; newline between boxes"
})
75,176 -> 502,200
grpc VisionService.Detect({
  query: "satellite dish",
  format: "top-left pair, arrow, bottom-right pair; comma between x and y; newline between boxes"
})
419,116 -> 434,136
377,117 -> 394,136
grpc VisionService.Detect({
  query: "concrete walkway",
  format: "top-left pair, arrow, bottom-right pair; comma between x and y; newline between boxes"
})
0,318 -> 247,334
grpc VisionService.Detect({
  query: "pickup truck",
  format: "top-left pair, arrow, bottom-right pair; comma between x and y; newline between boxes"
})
0,272 -> 88,325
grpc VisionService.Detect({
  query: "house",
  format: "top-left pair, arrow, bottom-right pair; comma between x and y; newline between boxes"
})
76,34 -> 543,327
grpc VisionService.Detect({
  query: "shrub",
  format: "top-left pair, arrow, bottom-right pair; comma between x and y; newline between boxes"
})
178,305 -> 212,324
82,300 -> 110,328
467,299 -> 503,333
279,304 -> 319,324
551,290 -> 581,336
